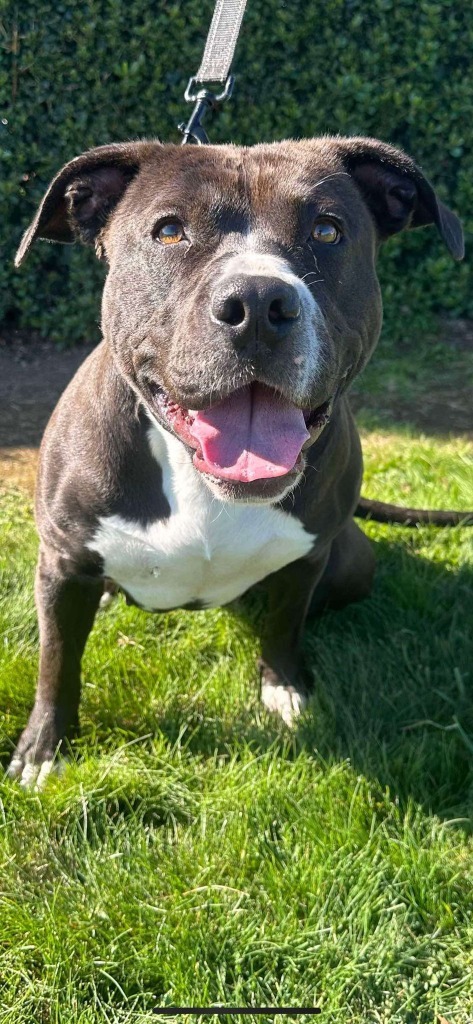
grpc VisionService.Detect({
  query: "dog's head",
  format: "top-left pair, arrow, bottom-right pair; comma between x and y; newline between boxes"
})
16,137 -> 463,502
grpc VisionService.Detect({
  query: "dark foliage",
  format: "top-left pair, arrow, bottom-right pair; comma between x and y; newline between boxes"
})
1,0 -> 471,344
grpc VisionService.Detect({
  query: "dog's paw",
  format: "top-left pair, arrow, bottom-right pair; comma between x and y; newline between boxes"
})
99,580 -> 118,610
7,701 -> 72,790
261,677 -> 307,728
7,755 -> 63,791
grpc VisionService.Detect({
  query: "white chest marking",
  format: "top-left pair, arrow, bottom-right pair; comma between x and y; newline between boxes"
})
87,419 -> 315,610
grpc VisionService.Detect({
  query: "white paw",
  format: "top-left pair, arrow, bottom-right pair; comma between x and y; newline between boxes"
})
7,756 -> 64,791
99,590 -> 116,609
261,680 -> 307,728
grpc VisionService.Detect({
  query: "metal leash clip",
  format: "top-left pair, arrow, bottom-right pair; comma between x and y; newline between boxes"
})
179,75 -> 234,145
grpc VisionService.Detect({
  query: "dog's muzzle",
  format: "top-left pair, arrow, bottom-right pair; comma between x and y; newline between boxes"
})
149,381 -> 333,487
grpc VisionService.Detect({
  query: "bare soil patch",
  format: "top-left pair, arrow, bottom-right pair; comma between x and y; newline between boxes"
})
0,333 -> 94,493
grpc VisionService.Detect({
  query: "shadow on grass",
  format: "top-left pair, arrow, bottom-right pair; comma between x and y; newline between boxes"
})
301,536 -> 473,825
146,535 -> 473,828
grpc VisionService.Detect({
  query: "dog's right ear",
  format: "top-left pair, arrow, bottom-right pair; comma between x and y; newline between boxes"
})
15,141 -> 159,266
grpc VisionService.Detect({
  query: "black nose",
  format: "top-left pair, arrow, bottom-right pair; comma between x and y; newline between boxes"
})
210,275 -> 301,348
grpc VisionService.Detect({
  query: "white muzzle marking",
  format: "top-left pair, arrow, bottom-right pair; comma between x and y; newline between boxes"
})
221,251 -> 324,393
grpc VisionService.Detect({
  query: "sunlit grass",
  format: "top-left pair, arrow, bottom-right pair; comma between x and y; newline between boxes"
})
1,427 -> 472,1023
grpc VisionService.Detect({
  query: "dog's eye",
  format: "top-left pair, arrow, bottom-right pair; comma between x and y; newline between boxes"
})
156,221 -> 185,245
311,220 -> 341,244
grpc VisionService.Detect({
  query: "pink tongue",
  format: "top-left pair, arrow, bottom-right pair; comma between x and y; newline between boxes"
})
189,384 -> 309,482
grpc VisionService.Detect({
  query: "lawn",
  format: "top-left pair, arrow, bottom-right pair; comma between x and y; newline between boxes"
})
0,417 -> 472,1023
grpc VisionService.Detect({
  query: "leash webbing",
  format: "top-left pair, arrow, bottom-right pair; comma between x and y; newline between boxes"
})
196,0 -> 248,83
179,0 -> 248,144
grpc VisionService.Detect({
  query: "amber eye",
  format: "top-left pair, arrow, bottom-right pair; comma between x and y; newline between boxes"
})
311,220 -> 341,244
156,221 -> 185,244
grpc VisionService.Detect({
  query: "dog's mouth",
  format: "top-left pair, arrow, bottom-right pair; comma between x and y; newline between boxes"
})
149,382 -> 332,485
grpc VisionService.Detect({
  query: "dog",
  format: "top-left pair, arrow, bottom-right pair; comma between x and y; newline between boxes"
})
9,135 -> 463,787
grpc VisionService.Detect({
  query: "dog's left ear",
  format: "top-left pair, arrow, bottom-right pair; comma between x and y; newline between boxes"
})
337,136 -> 464,260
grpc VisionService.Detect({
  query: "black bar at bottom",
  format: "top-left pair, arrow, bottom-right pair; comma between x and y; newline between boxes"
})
153,1010 -> 321,1016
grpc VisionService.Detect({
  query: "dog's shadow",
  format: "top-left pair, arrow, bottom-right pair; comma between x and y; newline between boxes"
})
149,534 -> 473,829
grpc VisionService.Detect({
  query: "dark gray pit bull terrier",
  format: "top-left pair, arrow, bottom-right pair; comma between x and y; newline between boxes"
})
10,135 -> 463,788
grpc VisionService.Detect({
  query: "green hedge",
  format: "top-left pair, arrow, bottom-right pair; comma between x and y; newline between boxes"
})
1,0 -> 471,344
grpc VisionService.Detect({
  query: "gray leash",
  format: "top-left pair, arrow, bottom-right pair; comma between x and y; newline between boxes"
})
179,0 -> 248,144
197,0 -> 248,82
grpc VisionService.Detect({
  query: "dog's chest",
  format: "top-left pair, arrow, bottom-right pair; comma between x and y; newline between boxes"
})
87,420 -> 314,610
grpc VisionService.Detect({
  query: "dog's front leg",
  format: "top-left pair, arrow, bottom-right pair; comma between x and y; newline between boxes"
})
8,546 -> 102,787
259,550 -> 330,728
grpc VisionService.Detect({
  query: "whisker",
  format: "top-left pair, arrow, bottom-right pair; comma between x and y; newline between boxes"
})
300,273 -> 325,286
311,171 -> 351,190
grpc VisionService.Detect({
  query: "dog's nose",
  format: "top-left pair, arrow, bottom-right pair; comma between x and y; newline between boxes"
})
210,275 -> 301,347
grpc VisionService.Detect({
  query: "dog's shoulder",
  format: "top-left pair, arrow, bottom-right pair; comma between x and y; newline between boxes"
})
35,343 -> 168,562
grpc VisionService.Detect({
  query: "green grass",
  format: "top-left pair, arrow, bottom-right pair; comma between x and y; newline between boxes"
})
0,429 -> 472,1024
